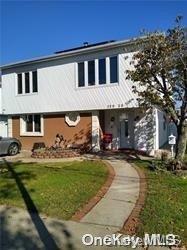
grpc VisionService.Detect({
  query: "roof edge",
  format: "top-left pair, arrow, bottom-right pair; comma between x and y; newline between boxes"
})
1,36 -> 147,70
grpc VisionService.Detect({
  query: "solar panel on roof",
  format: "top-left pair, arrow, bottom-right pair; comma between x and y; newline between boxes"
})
54,40 -> 116,54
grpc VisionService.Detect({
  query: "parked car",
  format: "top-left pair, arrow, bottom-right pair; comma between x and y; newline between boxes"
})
0,137 -> 21,156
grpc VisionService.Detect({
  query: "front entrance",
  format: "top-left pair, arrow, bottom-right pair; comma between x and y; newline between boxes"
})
120,119 -> 130,148
103,109 -> 135,150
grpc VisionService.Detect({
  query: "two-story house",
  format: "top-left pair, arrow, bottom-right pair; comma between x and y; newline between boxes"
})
1,39 -> 169,154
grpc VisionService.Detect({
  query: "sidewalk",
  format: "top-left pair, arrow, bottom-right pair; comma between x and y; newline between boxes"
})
0,159 -> 140,249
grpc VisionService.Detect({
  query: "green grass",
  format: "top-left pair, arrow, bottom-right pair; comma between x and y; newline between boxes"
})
0,160 -> 108,220
133,159 -> 187,245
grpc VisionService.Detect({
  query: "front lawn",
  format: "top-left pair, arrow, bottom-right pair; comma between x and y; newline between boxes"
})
133,159 -> 187,246
0,160 -> 108,220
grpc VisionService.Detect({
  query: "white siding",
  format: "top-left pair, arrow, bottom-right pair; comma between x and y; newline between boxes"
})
2,47 -> 138,115
134,109 -> 156,154
0,87 -> 8,137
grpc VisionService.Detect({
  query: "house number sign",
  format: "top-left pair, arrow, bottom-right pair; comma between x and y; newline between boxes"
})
107,104 -> 125,109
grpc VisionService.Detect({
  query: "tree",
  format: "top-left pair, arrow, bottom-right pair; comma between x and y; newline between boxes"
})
126,17 -> 187,161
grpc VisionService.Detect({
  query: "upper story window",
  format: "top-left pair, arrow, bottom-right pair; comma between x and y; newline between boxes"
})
78,62 -> 85,87
88,60 -> 95,86
77,55 -> 118,88
99,58 -> 106,85
110,56 -> 118,83
32,71 -> 38,92
17,70 -> 38,95
25,72 -> 30,93
17,73 -> 23,94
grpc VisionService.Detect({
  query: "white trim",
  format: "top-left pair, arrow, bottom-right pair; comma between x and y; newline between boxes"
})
20,114 -> 44,137
15,73 -> 18,95
30,71 -> 32,93
95,59 -> 99,86
106,57 -> 110,84
75,63 -> 78,88
92,111 -> 100,152
84,61 -> 88,87
8,116 -> 12,137
75,82 -> 119,91
22,72 -> 25,94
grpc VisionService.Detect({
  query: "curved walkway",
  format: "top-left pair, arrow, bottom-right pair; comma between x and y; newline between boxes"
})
0,158 -> 140,250
80,159 -> 139,229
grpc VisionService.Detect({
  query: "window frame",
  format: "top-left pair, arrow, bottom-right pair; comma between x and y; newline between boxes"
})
109,55 -> 118,84
25,72 -> 30,94
77,62 -> 85,87
32,71 -> 38,93
16,70 -> 38,96
76,54 -> 119,89
98,58 -> 106,85
88,60 -> 95,86
17,73 -> 23,94
20,114 -> 44,136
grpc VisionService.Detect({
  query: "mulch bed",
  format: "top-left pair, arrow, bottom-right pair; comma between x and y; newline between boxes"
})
119,162 -> 147,235
71,160 -> 115,221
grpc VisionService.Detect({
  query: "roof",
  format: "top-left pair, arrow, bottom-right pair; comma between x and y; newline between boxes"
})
0,36 -> 145,70
55,40 -> 116,54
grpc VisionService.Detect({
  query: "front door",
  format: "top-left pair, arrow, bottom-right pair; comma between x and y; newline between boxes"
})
120,119 -> 130,148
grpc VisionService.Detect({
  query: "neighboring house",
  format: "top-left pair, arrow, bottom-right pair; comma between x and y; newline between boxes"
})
0,75 -> 8,137
0,39 -> 169,154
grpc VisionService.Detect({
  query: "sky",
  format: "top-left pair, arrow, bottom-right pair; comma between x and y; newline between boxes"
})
1,0 -> 187,65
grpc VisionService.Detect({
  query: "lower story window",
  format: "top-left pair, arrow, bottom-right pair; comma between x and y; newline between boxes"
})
20,114 -> 43,136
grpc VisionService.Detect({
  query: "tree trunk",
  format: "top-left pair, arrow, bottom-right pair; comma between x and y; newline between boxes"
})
175,120 -> 187,161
